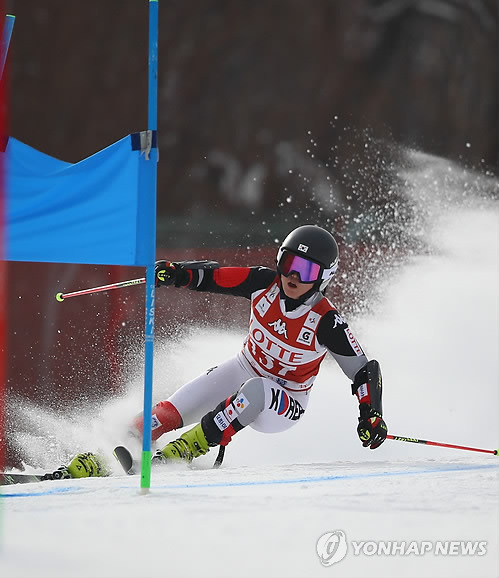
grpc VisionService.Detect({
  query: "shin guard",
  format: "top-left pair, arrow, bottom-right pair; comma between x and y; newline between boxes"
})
133,401 -> 183,441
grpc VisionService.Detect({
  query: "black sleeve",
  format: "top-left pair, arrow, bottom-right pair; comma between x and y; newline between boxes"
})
316,310 -> 369,380
184,266 -> 278,299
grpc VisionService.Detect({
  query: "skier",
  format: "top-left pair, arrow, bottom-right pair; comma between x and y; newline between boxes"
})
68,224 -> 387,477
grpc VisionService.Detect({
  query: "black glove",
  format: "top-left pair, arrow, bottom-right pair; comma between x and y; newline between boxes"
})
155,260 -> 182,287
357,404 -> 388,449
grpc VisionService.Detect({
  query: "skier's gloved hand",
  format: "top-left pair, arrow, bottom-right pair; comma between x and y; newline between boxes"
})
357,404 -> 387,449
155,260 -> 183,287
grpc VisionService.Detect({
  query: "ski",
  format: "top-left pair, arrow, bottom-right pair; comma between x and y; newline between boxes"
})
0,472 -> 51,486
0,465 -> 73,486
2,448 -> 140,486
113,445 -> 137,475
2,444 -> 227,485
113,444 -> 226,473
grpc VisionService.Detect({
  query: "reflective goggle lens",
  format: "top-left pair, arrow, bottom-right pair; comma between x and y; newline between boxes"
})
278,252 -> 321,283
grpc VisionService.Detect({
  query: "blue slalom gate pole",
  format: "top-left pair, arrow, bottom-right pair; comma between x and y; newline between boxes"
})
1,14 -> 15,79
141,0 -> 159,492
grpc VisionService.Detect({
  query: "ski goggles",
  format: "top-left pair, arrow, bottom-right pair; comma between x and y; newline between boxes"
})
278,252 -> 322,283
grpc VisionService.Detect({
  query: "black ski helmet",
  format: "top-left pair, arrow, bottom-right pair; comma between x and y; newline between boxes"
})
276,224 -> 339,291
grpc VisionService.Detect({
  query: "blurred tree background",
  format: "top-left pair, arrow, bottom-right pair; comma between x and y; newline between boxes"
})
6,0 -> 498,247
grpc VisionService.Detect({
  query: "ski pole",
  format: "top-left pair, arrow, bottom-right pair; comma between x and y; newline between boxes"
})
1,14 -> 16,80
55,277 -> 145,302
387,434 -> 498,456
55,261 -> 219,301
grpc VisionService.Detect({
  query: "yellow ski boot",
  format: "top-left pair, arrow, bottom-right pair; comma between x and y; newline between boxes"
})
153,423 -> 210,464
64,452 -> 110,478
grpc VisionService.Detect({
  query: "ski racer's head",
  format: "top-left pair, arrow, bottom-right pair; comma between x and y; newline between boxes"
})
276,225 -> 339,298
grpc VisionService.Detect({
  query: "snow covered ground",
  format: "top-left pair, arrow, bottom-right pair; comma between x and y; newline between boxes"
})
1,199 -> 498,577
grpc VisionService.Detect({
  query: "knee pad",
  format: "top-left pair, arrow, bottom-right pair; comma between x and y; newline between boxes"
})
200,377 -> 267,446
235,377 -> 267,426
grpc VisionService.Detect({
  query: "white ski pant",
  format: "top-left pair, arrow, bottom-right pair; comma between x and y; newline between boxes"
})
168,355 -> 310,434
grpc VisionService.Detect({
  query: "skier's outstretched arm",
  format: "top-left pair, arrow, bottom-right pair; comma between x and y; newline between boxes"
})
317,311 -> 388,449
154,259 -> 277,298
